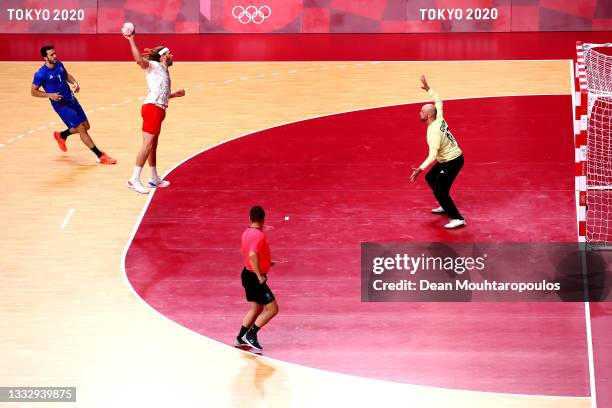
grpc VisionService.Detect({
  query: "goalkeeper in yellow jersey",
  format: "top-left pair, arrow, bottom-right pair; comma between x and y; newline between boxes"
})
410,75 -> 466,229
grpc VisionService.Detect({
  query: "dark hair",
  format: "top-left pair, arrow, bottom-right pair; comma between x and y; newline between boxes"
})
249,206 -> 265,222
40,45 -> 54,59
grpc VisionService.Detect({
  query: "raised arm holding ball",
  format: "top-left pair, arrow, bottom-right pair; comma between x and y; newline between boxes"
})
122,25 -> 185,194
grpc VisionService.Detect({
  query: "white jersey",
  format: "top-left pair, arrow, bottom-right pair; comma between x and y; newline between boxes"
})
143,61 -> 171,108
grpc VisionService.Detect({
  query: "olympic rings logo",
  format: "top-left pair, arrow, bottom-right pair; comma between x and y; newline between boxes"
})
232,5 -> 272,24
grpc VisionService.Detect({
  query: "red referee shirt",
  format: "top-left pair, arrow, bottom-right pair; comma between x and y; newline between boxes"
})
241,227 -> 271,273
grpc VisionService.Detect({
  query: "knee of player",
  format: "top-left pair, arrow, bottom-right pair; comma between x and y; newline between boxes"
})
75,124 -> 88,134
267,302 -> 279,316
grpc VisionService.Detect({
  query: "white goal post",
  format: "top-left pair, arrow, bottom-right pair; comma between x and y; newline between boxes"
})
574,42 -> 612,248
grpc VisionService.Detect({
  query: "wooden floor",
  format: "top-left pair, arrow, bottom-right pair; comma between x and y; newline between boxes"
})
0,60 -> 590,407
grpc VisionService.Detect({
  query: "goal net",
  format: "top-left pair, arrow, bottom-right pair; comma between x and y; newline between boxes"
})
583,43 -> 612,248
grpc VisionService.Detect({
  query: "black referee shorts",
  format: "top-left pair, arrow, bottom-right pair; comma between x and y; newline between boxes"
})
241,267 -> 275,305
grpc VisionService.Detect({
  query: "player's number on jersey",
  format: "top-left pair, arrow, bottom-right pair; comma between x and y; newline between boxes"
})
440,120 -> 457,147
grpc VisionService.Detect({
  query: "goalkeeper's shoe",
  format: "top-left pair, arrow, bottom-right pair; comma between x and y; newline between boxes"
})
444,219 -> 466,229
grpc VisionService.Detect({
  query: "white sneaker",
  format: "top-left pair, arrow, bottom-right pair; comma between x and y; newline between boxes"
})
431,206 -> 445,214
444,219 -> 466,229
127,179 -> 149,194
148,178 -> 170,188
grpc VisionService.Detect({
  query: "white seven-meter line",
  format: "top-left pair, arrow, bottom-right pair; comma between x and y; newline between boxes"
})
60,209 -> 75,229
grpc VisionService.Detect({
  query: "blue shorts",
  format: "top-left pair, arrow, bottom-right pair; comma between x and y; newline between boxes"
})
52,100 -> 88,129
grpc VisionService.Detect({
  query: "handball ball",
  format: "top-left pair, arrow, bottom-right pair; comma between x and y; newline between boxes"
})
122,22 -> 135,35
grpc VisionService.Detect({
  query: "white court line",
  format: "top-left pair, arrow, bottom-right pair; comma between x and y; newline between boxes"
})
60,208 -> 75,229
85,110 -> 93,113
37,126 -> 45,130
208,82 -> 218,85
224,79 -> 234,83
49,121 -> 57,125
288,70 -> 297,73
585,302 -> 597,407
271,72 -> 280,75
255,75 -> 265,78
7,139 -> 14,143
27,130 -> 34,134
110,103 -> 118,107
569,58 -> 597,408
240,77 -> 249,80
17,134 -> 24,138
123,99 -> 131,103
0,144 -> 5,148
303,68 -> 313,71
194,84 -> 203,87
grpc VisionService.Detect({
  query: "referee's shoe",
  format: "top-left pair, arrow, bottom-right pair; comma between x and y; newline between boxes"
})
242,331 -> 263,351
235,336 -> 249,347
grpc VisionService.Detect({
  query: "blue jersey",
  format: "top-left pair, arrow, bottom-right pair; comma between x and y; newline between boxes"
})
32,61 -> 75,108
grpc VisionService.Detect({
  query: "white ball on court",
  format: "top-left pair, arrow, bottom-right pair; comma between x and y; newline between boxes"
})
284,216 -> 290,221
122,22 -> 135,35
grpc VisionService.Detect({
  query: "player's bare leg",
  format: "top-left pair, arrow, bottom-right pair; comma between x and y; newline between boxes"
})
253,300 -> 278,328
242,300 -> 278,351
74,121 -> 95,148
70,121 -> 116,164
127,131 -> 156,193
243,302 -> 264,328
145,134 -> 170,188
236,302 -> 263,347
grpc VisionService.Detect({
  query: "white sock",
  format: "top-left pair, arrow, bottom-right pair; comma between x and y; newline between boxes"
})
150,166 -> 160,181
131,166 -> 143,181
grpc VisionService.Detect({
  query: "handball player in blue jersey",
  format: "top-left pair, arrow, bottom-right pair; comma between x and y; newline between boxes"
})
30,45 -> 116,164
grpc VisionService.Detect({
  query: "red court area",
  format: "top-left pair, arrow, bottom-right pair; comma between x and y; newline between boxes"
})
125,95 -> 591,396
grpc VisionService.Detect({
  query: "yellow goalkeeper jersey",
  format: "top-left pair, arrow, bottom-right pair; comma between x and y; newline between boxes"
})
419,89 -> 462,170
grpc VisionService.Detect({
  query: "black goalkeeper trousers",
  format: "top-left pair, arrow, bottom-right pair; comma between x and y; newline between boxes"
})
425,155 -> 464,220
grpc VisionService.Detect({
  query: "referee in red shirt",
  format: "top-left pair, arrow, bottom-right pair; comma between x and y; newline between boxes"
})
236,206 -> 279,351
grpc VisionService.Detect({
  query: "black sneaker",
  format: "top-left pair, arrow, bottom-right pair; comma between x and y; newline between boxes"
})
235,335 -> 248,347
242,331 -> 263,351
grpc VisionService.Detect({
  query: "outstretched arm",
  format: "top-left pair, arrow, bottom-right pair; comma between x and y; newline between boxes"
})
420,75 -> 430,92
123,32 -> 149,69
411,75 -> 442,182
421,74 -> 443,115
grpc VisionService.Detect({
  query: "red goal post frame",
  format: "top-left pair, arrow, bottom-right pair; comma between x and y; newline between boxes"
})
574,42 -> 588,243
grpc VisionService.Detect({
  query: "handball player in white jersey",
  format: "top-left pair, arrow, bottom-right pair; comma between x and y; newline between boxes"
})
123,31 -> 186,194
